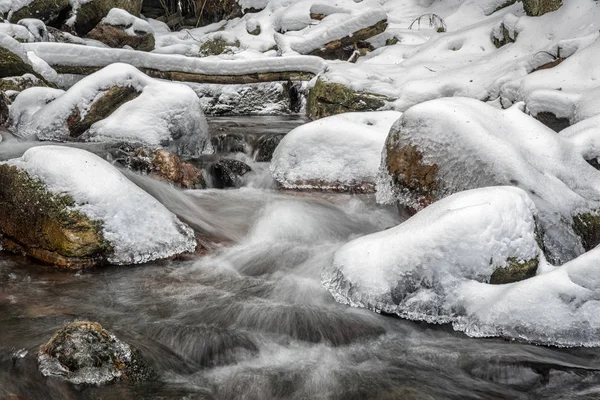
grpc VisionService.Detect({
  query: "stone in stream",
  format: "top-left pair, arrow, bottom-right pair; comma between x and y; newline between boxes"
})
38,321 -> 156,385
254,133 -> 285,162
208,158 -> 252,189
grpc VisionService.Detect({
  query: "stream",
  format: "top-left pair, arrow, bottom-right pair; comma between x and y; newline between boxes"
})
1,117 -> 600,399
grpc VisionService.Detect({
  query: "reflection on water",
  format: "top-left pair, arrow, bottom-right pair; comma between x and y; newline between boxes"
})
2,118 -> 600,399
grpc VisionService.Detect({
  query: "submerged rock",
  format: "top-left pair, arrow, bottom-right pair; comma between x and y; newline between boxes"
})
307,78 -> 390,120
208,158 -> 252,189
38,321 -> 155,385
0,146 -> 196,267
87,8 -> 155,51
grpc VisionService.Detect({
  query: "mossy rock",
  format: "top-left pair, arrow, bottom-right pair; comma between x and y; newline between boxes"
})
87,23 -> 155,51
573,212 -> 600,252
0,47 -> 37,79
115,144 -> 206,189
38,321 -> 156,385
522,0 -> 562,16
0,164 -> 111,268
67,85 -> 140,138
10,0 -> 69,24
490,257 -> 539,284
308,19 -> 387,60
199,37 -> 240,56
0,74 -> 49,92
307,78 -> 391,120
492,22 -> 518,48
0,91 -> 8,125
71,0 -> 142,36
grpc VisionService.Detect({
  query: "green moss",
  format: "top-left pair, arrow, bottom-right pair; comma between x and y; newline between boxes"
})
573,212 -> 600,252
490,257 -> 539,284
0,48 -> 36,79
0,165 -> 111,265
523,0 -> 562,16
199,37 -> 240,56
67,85 -> 140,138
385,37 -> 399,46
307,78 -> 391,119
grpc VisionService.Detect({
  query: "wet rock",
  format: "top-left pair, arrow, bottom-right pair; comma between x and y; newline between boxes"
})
208,158 -> 252,189
8,0 -> 69,25
87,9 -> 155,51
67,0 -> 143,36
115,144 -> 206,189
0,91 -> 8,125
210,132 -> 248,154
533,111 -> 570,132
0,164 -> 110,268
307,78 -> 390,120
523,0 -> 562,16
38,321 -> 156,385
572,212 -> 600,252
67,85 -> 141,138
254,134 -> 285,162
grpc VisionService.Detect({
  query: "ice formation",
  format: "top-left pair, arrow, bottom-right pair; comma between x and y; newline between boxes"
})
271,111 -> 401,192
5,146 -> 196,264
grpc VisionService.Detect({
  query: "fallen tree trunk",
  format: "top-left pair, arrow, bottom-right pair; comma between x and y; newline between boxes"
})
23,43 -> 327,84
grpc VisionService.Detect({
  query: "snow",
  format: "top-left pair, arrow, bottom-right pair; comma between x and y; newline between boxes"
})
0,21 -> 34,42
5,146 -> 196,264
271,111 -> 401,192
324,186 -> 543,323
17,18 -> 47,41
376,97 -> 600,264
23,42 -> 327,76
10,63 -> 212,157
101,8 -> 153,35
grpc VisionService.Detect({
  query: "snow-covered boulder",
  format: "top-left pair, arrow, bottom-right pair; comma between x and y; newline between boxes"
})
0,20 -> 35,41
0,146 -> 196,267
324,186 -> 543,323
87,8 -> 154,51
65,0 -> 142,36
377,97 -> 600,264
10,63 -> 212,157
0,32 -> 38,78
271,111 -> 401,192
17,18 -> 48,41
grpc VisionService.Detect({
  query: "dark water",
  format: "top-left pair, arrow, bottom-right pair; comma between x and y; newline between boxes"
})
2,117 -> 600,400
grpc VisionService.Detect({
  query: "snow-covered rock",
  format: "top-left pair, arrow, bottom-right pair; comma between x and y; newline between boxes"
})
10,63 -> 212,157
377,97 -> 600,264
1,0 -> 69,24
324,186 -> 543,323
65,0 -> 143,36
1,146 -> 196,266
17,18 -> 48,41
271,111 -> 401,192
87,8 -> 155,51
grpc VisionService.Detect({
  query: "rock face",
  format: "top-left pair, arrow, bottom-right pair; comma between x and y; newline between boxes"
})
69,0 -> 143,36
307,78 -> 390,120
87,8 -> 155,51
323,187 -> 543,323
377,97 -> 600,264
0,164 -> 109,268
38,321 -> 155,385
1,146 -> 197,267
7,0 -> 69,24
116,144 -> 206,189
522,0 -> 562,16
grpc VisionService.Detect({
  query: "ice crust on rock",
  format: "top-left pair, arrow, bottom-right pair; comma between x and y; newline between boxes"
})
10,63 -> 212,157
5,146 -> 196,264
271,111 -> 401,192
377,97 -> 600,264
324,186 -> 543,324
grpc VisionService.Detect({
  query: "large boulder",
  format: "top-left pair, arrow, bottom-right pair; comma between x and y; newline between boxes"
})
271,111 -> 401,192
67,0 -> 143,36
378,97 -> 600,264
4,0 -> 69,24
9,63 -> 211,157
0,146 -> 196,268
38,321 -> 155,385
87,8 -> 155,51
324,186 -> 543,323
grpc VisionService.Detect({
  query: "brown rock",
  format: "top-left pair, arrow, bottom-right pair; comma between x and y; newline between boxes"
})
87,23 -> 155,51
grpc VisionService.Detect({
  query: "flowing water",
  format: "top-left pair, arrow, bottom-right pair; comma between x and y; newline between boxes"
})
2,117 -> 600,399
